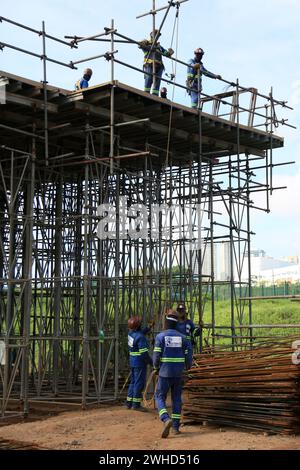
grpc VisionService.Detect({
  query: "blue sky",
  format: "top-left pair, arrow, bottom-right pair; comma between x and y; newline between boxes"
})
0,0 -> 299,259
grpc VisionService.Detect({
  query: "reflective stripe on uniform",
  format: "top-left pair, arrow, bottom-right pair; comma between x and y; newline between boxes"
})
171,414 -> 181,419
130,352 -> 141,356
154,347 -> 162,352
160,358 -> 185,363
159,408 -> 168,417
132,398 -> 142,403
139,348 -> 149,353
144,59 -> 162,65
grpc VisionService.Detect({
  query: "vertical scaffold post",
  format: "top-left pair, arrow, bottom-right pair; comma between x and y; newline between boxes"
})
110,19 -> 115,176
42,21 -> 49,167
82,124 -> 90,408
197,69 -> 204,352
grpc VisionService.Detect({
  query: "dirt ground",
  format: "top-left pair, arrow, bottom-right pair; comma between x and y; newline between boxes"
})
0,405 -> 300,450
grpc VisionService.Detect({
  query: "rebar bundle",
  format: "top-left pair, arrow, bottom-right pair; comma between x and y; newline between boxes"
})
183,339 -> 300,434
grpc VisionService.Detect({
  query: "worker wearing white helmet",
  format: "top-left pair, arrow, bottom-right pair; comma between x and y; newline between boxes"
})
75,68 -> 93,90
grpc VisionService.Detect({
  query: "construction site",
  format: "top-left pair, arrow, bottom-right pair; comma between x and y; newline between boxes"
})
0,0 -> 300,452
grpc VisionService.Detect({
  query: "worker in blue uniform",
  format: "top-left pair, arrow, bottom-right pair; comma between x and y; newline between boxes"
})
187,48 -> 221,108
127,316 -> 153,412
176,301 -> 201,348
139,30 -> 174,96
75,68 -> 93,90
153,310 -> 193,438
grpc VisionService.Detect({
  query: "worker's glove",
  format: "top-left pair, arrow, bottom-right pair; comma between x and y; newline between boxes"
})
194,63 -> 201,70
168,48 -> 174,56
215,74 -> 222,80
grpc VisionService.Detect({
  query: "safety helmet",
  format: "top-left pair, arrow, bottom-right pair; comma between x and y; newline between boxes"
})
84,68 -> 93,76
150,29 -> 161,39
177,302 -> 186,312
194,48 -> 204,56
127,316 -> 142,331
165,309 -> 179,323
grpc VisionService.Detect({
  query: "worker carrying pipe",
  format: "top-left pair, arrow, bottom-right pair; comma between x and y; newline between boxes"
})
139,30 -> 174,96
75,67 -> 93,90
187,48 -> 221,108
153,309 -> 193,438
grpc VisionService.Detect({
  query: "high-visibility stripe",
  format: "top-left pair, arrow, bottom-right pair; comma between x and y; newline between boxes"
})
130,352 -> 141,356
127,397 -> 133,402
186,336 -> 191,340
171,414 -> 181,419
132,398 -> 142,403
139,348 -> 149,353
159,408 -> 168,417
154,347 -> 161,352
144,59 -> 163,65
187,73 -> 194,78
161,358 -> 185,363
152,90 -> 159,95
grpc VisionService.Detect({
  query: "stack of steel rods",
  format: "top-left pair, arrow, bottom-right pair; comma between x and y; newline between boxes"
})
183,337 -> 300,434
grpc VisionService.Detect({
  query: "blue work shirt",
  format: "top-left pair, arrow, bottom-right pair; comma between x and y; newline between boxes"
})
140,40 -> 171,67
176,319 -> 200,343
75,78 -> 90,90
187,59 -> 217,90
128,330 -> 152,368
153,329 -> 193,378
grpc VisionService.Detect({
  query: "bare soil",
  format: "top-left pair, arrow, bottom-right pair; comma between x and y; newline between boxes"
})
0,405 -> 300,450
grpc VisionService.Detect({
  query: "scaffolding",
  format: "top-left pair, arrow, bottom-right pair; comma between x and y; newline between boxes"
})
0,3 -> 297,418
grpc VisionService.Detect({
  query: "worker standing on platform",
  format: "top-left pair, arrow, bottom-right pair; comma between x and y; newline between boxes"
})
75,68 -> 93,90
139,30 -> 174,96
153,310 -> 193,438
187,48 -> 221,109
127,316 -> 153,412
176,301 -> 201,349
160,87 -> 168,99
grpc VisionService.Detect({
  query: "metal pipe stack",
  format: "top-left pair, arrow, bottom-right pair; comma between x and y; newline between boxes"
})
183,338 -> 300,434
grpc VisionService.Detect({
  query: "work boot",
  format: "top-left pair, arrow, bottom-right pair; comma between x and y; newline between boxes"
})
161,419 -> 172,439
172,428 -> 181,435
132,406 -> 148,413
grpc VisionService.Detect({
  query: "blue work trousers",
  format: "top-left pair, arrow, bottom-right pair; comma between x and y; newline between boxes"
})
127,367 -> 147,409
155,376 -> 183,430
191,84 -> 202,109
144,63 -> 164,95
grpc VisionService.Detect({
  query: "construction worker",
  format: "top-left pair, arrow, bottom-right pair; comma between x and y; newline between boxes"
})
176,301 -> 201,347
75,68 -> 93,90
153,310 -> 193,438
160,87 -> 168,99
139,30 -> 174,96
127,316 -> 153,412
187,48 -> 221,109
